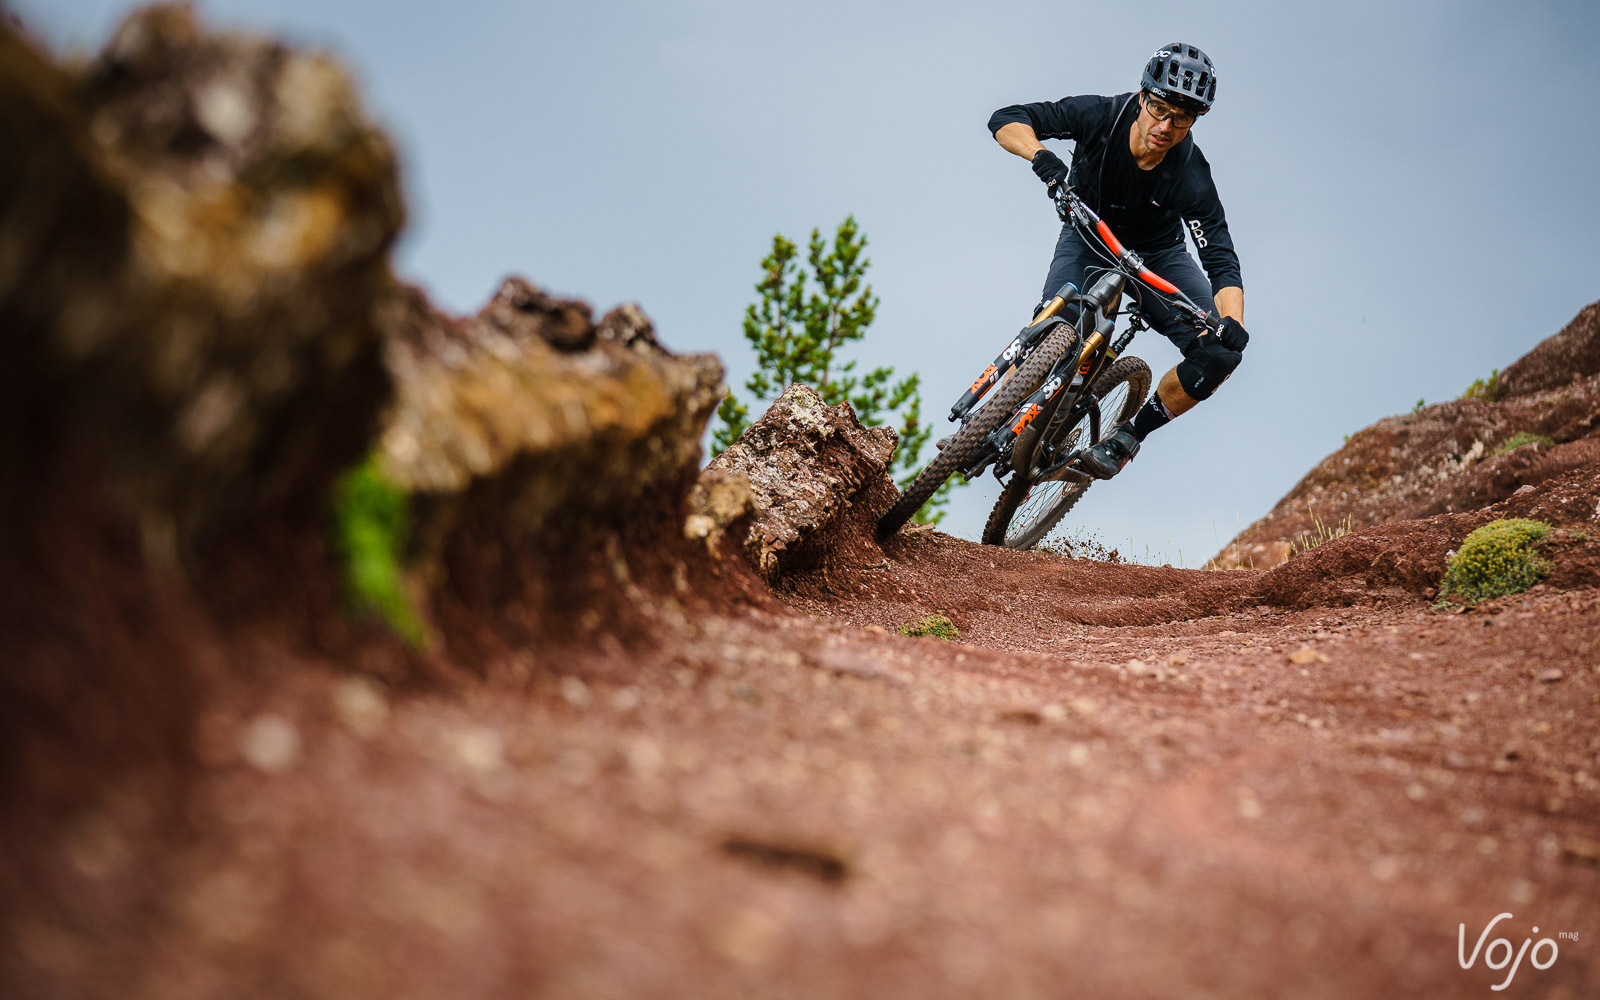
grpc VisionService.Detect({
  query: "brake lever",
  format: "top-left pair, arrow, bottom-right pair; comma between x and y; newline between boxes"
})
1047,181 -> 1077,222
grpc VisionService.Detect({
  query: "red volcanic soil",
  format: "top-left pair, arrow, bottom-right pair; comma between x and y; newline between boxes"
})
9,474 -> 1598,1000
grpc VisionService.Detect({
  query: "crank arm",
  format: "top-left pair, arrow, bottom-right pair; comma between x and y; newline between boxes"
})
1034,454 -> 1094,486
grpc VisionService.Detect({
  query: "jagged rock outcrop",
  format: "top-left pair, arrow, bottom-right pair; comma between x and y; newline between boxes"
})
705,384 -> 897,581
1215,300 -> 1600,569
377,277 -> 725,554
1,3 -> 402,551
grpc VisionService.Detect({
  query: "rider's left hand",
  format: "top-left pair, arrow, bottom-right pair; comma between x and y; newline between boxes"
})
1217,316 -> 1249,352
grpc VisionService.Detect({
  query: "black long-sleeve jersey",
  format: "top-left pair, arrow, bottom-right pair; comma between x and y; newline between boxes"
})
988,92 -> 1242,294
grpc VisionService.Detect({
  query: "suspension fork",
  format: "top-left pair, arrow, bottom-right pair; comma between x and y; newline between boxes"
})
1003,273 -> 1127,472
948,284 -> 1081,423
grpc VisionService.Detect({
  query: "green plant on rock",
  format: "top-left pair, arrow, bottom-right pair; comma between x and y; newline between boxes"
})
1438,518 -> 1551,604
1492,431 -> 1554,456
331,453 -> 426,646
713,216 -> 959,523
1462,369 -> 1501,401
899,613 -> 959,640
1412,398 -> 1427,414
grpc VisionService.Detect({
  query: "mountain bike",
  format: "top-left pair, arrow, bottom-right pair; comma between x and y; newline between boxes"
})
875,182 -> 1221,548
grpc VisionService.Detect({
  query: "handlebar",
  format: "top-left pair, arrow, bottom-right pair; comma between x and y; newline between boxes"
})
1048,182 -> 1218,333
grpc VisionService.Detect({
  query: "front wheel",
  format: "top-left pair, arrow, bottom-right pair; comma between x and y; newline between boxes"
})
981,355 -> 1152,550
876,322 -> 1080,539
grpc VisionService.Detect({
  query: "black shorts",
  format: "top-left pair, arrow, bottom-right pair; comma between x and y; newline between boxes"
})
1039,225 -> 1217,356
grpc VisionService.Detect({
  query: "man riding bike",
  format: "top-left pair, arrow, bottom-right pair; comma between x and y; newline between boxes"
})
988,42 -> 1247,479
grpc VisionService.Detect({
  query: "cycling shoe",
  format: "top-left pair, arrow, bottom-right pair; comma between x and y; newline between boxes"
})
1078,426 -> 1140,480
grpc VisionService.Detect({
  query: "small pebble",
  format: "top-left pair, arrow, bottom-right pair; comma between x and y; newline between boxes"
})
238,714 -> 299,774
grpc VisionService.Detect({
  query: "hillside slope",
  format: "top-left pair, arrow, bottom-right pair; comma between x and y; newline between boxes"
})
1215,302 -> 1600,569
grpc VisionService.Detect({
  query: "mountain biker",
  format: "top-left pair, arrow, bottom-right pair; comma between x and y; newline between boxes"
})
988,42 -> 1247,479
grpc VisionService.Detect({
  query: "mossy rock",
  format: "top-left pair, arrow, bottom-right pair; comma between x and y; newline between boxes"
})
899,613 -> 958,640
1439,518 -> 1551,604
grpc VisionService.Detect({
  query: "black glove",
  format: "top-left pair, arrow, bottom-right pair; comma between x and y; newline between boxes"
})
1217,316 -> 1249,352
1030,149 -> 1069,186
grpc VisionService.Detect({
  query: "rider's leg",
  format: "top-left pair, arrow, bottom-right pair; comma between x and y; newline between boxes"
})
1037,224 -> 1097,322
1080,245 -> 1241,478
1123,241 -> 1240,435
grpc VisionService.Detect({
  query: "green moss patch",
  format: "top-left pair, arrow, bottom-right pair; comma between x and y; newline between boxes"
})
1492,431 -> 1554,456
1439,518 -> 1551,604
331,454 -> 426,646
899,613 -> 958,640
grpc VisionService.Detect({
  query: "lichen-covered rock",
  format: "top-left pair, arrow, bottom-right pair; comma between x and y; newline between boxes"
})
378,279 -> 724,539
0,4 -> 403,550
706,384 -> 897,581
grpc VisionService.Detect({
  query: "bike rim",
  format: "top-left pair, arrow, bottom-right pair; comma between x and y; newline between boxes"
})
1004,376 -> 1137,548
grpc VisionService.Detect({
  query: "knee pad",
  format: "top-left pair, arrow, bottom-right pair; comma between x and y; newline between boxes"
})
1175,340 -> 1242,401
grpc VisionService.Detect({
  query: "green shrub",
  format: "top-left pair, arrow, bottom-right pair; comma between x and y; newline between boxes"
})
331,454 -> 426,646
1438,518 -> 1551,604
1412,398 -> 1427,414
1492,431 -> 1553,456
899,613 -> 958,640
1462,369 -> 1501,401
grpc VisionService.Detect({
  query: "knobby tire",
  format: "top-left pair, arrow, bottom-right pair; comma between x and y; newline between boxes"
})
876,323 -> 1080,539
981,356 -> 1152,549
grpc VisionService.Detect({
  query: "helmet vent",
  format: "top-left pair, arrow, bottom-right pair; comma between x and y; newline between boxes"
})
1196,72 -> 1209,95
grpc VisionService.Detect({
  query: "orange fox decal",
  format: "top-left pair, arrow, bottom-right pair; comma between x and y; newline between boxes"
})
1011,403 -> 1041,435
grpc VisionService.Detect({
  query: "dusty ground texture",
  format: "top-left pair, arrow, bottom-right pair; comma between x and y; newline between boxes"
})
8,472 -> 1598,1000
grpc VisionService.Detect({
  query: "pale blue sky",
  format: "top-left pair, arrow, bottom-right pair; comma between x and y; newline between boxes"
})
23,0 -> 1600,564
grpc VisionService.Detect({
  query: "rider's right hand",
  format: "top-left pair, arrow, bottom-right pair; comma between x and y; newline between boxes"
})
1030,149 -> 1069,187
1217,316 -> 1250,351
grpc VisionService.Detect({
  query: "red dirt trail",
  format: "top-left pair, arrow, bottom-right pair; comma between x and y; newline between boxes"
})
9,492 -> 1597,1000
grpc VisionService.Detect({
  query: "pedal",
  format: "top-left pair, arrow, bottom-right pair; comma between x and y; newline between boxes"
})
1037,455 -> 1094,486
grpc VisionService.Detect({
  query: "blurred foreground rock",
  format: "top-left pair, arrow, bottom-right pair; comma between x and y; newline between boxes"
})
706,384 -> 897,581
1,3 -> 403,550
376,277 -> 725,571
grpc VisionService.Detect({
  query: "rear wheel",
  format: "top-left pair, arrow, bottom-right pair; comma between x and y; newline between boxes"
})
981,356 -> 1151,549
876,322 -> 1080,539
